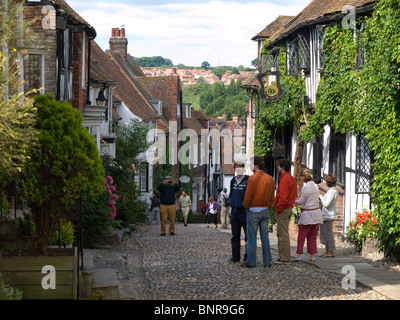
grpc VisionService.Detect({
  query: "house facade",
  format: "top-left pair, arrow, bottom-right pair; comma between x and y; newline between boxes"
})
24,0 -> 96,111
252,0 -> 376,238
90,28 -> 170,205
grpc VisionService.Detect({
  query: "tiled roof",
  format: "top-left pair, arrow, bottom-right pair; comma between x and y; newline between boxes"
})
240,72 -> 260,90
50,0 -> 96,37
252,15 -> 294,41
107,50 -> 153,101
126,55 -> 146,77
112,108 -> 122,121
137,76 -> 181,123
268,0 -> 375,45
91,41 -> 160,121
90,58 -> 115,84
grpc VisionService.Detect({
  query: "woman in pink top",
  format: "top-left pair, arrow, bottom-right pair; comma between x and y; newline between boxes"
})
294,168 -> 323,262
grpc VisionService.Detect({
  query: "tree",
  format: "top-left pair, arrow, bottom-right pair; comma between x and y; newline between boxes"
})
22,94 -> 105,254
0,0 -> 37,178
201,61 -> 211,70
231,67 -> 240,75
251,58 -> 258,68
134,56 -> 173,67
212,66 -> 227,79
115,118 -> 150,169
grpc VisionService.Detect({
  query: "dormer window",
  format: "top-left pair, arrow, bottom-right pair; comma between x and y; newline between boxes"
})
150,100 -> 162,115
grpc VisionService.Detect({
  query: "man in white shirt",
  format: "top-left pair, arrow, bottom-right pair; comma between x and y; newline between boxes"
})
219,188 -> 230,228
178,190 -> 192,226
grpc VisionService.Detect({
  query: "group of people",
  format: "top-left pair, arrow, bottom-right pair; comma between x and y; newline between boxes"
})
228,156 -> 338,268
148,157 -> 339,268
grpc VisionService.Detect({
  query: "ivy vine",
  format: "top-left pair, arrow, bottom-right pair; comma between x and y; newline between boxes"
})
303,0 -> 400,259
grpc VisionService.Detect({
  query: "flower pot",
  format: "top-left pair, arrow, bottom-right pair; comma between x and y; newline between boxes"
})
0,247 -> 77,299
362,237 -> 381,256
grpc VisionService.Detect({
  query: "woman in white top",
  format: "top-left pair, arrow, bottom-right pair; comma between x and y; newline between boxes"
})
319,174 -> 339,258
294,168 -> 323,262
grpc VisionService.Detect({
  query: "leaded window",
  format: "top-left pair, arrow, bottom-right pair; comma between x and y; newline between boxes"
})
286,32 -> 310,75
24,54 -> 43,93
356,134 -> 373,194
298,33 -> 310,70
286,38 -> 298,76
316,26 -> 325,71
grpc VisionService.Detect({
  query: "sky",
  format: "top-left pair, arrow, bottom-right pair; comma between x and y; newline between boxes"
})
68,0 -> 311,68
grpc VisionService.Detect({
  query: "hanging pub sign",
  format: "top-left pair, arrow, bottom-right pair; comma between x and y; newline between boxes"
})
257,46 -> 283,104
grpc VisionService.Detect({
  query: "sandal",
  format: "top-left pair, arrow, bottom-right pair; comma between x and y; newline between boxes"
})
321,251 -> 335,258
320,251 -> 328,258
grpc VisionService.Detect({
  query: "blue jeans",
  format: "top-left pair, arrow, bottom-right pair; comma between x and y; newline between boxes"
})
246,208 -> 272,267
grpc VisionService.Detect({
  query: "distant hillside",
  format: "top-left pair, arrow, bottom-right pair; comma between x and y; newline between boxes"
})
134,56 -> 173,67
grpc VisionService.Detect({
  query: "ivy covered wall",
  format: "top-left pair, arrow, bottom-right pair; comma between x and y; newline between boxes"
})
304,0 -> 400,259
255,0 -> 400,258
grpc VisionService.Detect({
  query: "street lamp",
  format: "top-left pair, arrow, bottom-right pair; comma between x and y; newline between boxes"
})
96,87 -> 108,107
96,85 -> 108,121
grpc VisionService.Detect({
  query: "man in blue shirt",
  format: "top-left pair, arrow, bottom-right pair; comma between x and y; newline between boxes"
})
229,162 -> 249,263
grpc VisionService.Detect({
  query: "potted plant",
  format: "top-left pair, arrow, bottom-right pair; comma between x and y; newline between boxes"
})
346,209 -> 379,253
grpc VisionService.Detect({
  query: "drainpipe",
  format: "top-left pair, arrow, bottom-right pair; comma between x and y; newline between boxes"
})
86,37 -> 93,105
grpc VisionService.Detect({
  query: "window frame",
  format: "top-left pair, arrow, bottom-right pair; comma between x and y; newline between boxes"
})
140,162 -> 149,192
23,52 -> 45,94
356,134 -> 374,194
329,132 -> 346,186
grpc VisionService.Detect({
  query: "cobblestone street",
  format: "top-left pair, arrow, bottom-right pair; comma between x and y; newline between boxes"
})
117,222 -> 387,300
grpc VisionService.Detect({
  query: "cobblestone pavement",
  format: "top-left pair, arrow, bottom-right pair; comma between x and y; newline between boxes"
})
116,222 -> 387,300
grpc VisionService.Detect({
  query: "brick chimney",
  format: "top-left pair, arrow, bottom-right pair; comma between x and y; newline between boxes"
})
109,27 -> 128,61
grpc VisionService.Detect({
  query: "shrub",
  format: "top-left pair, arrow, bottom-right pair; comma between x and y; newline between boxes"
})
48,218 -> 74,246
0,273 -> 22,300
22,94 -> 105,254
74,194 -> 111,248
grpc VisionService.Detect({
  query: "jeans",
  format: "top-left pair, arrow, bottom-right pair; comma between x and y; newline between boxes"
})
230,207 -> 247,262
148,207 -> 160,225
246,208 -> 272,267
